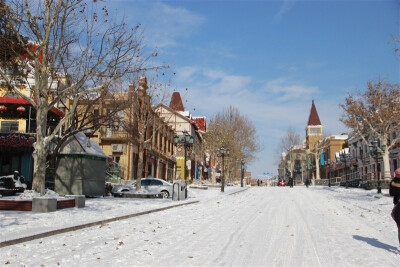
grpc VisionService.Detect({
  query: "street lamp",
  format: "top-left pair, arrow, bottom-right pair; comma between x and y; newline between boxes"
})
173,130 -> 194,184
240,159 -> 245,187
216,146 -> 230,192
369,140 -> 385,194
339,149 -> 350,189
327,159 -> 331,187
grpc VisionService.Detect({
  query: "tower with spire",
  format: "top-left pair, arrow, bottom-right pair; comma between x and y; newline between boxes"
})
305,100 -> 323,150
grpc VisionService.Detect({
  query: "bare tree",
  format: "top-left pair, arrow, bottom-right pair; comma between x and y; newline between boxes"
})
277,127 -> 301,177
0,0 -> 150,194
307,140 -> 329,180
205,105 -> 260,179
49,84 -> 130,167
340,80 -> 400,179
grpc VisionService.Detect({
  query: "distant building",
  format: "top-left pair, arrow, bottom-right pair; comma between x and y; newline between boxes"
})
155,92 -> 206,182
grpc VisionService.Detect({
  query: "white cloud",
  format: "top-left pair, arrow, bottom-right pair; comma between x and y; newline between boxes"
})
172,65 -> 346,176
176,66 -> 251,96
143,2 -> 206,47
262,77 -> 319,102
274,0 -> 297,22
109,1 -> 205,48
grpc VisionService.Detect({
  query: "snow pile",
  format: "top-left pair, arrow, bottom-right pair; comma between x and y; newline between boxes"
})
43,189 -> 60,198
17,190 -> 40,199
17,189 -> 60,199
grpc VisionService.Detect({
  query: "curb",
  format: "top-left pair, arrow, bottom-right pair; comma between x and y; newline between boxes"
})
228,187 -> 251,195
0,200 -> 199,248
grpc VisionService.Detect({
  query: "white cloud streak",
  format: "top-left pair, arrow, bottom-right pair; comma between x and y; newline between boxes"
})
142,2 -> 206,47
274,0 -> 297,22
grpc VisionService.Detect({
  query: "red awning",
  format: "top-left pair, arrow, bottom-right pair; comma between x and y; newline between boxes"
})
0,96 -> 64,118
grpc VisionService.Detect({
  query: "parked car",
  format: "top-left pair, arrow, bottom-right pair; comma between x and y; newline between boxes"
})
278,180 -> 287,187
111,177 -> 173,198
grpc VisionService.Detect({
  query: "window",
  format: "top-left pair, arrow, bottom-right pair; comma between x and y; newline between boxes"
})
141,179 -> 150,186
93,109 -> 99,125
150,179 -> 163,186
0,154 -> 21,176
309,127 -> 321,134
0,121 -> 19,133
154,131 -> 158,148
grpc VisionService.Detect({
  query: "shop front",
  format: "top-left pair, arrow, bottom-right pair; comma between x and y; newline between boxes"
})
0,133 -> 35,188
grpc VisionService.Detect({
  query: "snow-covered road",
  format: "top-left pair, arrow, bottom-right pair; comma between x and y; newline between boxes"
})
1,186 -> 400,266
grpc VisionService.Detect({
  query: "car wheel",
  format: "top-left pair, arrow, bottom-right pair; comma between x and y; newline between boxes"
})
161,190 -> 169,198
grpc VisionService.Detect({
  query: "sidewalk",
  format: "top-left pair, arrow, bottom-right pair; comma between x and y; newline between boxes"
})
0,186 -> 249,247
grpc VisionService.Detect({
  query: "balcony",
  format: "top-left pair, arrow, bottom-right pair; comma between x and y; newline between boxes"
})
99,127 -> 128,142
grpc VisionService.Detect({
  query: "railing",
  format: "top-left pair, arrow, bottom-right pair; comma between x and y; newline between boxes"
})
99,127 -> 128,140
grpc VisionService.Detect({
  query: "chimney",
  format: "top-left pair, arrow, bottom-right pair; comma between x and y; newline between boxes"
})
138,76 -> 148,97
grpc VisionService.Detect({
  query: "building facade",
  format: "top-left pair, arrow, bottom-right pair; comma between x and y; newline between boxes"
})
155,92 -> 206,183
86,77 -> 176,182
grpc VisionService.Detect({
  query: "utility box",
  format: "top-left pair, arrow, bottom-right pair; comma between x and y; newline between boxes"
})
55,132 -> 107,197
32,198 -> 57,213
172,180 -> 187,201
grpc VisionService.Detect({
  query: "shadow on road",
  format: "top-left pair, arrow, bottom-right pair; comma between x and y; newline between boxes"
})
353,235 -> 398,254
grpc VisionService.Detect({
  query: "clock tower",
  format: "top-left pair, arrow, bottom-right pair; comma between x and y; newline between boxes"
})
306,100 -> 323,150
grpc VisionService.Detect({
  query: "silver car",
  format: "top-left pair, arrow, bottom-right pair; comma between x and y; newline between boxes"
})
111,177 -> 173,198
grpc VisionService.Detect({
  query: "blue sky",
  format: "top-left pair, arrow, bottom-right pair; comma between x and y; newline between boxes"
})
109,0 -> 399,177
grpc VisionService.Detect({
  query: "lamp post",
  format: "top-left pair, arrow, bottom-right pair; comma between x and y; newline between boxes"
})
216,146 -> 230,192
240,159 -> 245,187
286,159 -> 291,185
369,140 -> 385,194
339,149 -> 350,189
173,130 -> 194,184
327,159 -> 331,187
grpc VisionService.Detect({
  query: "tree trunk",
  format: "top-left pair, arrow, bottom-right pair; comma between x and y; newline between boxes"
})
31,105 -> 48,195
315,154 -> 321,180
136,140 -> 144,191
382,150 -> 391,179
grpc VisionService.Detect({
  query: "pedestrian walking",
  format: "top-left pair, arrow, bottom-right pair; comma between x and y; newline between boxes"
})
289,177 -> 294,188
305,178 -> 311,188
257,179 -> 260,186
389,168 -> 400,250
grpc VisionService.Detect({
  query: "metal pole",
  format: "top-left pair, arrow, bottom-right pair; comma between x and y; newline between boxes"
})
184,144 -> 187,184
328,165 -> 331,187
343,155 -> 349,191
28,106 -> 31,133
241,162 -> 244,187
376,152 -> 381,194
221,154 -> 225,192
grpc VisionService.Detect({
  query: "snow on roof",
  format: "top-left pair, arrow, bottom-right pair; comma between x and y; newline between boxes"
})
330,134 -> 348,140
59,132 -> 107,158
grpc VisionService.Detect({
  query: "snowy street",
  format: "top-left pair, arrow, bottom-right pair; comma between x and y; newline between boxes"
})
1,186 -> 400,266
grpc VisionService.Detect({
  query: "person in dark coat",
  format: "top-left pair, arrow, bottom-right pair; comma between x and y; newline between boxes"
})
305,178 -> 311,188
389,168 -> 400,249
289,177 -> 294,188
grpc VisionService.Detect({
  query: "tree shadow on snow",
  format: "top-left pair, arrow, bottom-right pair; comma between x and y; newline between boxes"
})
353,235 -> 398,254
